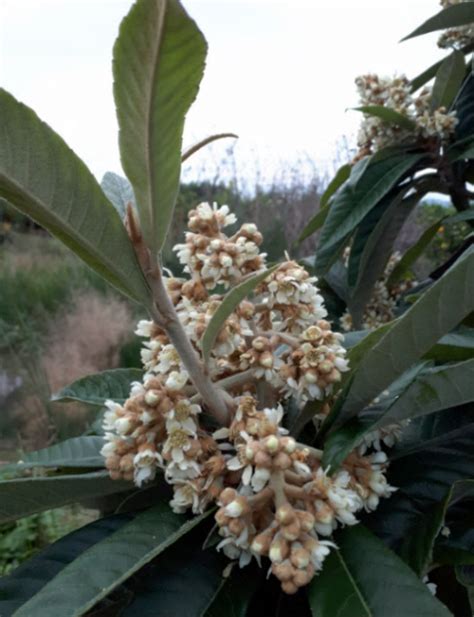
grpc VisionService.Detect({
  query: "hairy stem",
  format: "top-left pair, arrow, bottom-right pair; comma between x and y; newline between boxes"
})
147,263 -> 230,426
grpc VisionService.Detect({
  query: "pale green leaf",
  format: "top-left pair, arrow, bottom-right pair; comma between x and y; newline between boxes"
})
13,436 -> 105,469
113,0 -> 207,253
101,171 -> 135,219
0,89 -> 152,306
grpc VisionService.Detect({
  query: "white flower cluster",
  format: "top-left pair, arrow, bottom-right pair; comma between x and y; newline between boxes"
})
340,251 -> 418,332
101,203 -> 400,594
355,73 -> 458,156
438,0 -> 474,49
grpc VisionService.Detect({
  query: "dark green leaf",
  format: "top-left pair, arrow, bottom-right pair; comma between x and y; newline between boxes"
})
387,217 -> 447,286
0,89 -> 152,306
402,3 -> 474,41
205,565 -> 262,617
314,153 -> 423,274
52,368 -> 143,406
321,164 -> 352,209
411,59 -> 445,92
101,171 -> 135,219
201,266 -> 278,364
0,471 -> 131,524
352,105 -> 416,129
400,480 -> 474,576
0,513 -> 134,616
13,504 -> 211,617
348,190 -> 418,327
431,50 -> 466,111
307,525 -> 451,617
454,70 -> 474,140
334,246 -> 474,426
456,565 -> 474,613
365,405 -> 474,558
122,527 -> 225,617
113,0 -> 207,254
426,329 -> 474,361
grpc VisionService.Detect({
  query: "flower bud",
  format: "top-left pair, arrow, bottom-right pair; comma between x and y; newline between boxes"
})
271,561 -> 294,582
281,581 -> 298,595
281,437 -> 296,454
251,532 -> 272,555
281,518 -> 301,541
269,535 -> 290,563
144,390 -> 160,406
274,452 -> 292,470
276,503 -> 296,525
219,487 -> 238,505
297,510 -> 315,532
254,451 -> 273,468
290,546 -> 310,570
264,435 -> 280,454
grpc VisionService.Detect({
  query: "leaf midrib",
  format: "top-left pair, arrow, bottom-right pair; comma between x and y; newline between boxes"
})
335,550 -> 372,617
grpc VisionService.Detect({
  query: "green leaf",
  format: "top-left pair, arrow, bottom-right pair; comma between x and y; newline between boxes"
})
366,405 -> 474,557
204,565 -> 262,617
456,565 -> 474,613
201,266 -> 278,364
0,471 -> 131,523
402,3 -> 474,41
307,525 -> 451,617
0,89 -> 152,306
348,190 -> 419,327
454,69 -> 474,140
431,50 -> 466,111
411,59 -> 445,92
321,164 -> 352,208
0,513 -> 134,616
122,526 -> 225,617
426,329 -> 474,361
322,362 -> 427,470
333,246 -> 474,426
52,368 -> 143,406
113,0 -> 207,254
10,436 -> 105,470
314,153 -> 423,275
387,217 -> 447,286
101,171 -> 135,219
400,480 -> 474,576
352,105 -> 416,129
298,207 -> 330,244
13,504 -> 211,617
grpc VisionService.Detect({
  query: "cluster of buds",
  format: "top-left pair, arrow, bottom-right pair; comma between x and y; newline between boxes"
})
340,251 -> 418,332
355,73 -> 458,157
438,0 -> 474,49
102,204 -> 400,593
213,395 -> 396,593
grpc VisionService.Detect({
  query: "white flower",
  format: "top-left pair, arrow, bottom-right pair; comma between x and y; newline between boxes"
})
165,370 -> 189,391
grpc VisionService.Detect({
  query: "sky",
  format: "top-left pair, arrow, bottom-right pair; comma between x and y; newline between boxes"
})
0,0 -> 447,189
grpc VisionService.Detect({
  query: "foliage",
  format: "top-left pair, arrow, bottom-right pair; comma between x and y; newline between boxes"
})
0,1 -> 473,617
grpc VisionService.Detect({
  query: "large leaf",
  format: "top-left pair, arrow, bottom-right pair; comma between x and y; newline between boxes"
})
352,105 -> 416,129
411,58 -> 445,92
456,565 -> 474,613
0,471 -> 131,523
122,526 -> 225,617
9,436 -> 105,470
333,246 -> 474,426
348,190 -> 418,326
0,513 -> 135,616
52,368 -> 143,406
101,171 -> 136,219
314,153 -> 423,274
387,217 -> 447,286
430,50 -> 466,111
426,328 -> 474,361
201,266 -> 278,364
454,69 -> 474,140
113,0 -> 207,254
365,405 -> 474,556
307,525 -> 451,617
13,503 -> 211,617
205,566 -> 262,617
402,3 -> 474,41
0,89 -> 152,306
399,480 -> 474,576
